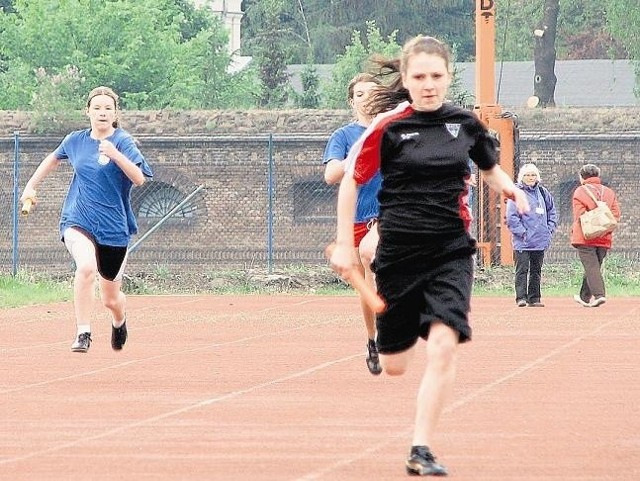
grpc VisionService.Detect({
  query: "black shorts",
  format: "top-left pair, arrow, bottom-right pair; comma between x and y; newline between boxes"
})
372,234 -> 475,354
95,243 -> 128,281
63,227 -> 128,282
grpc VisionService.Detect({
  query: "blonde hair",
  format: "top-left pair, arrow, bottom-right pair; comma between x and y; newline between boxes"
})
86,86 -> 120,128
517,163 -> 541,183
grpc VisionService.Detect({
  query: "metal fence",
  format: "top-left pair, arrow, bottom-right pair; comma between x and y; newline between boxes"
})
2,132 -> 335,276
2,131 -> 640,278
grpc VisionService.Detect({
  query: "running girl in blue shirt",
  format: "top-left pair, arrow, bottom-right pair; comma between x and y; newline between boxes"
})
21,86 -> 153,353
323,73 -> 383,375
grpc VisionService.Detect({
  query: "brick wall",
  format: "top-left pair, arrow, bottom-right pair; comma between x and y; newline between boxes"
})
515,133 -> 638,262
1,109 -> 639,273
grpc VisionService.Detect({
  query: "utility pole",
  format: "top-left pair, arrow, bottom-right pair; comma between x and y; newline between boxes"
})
474,0 -> 517,266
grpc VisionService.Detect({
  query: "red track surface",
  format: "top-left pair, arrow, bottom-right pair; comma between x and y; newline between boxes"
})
2,295 -> 639,480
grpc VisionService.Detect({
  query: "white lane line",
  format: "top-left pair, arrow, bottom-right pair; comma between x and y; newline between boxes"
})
1,316 -> 342,395
0,352 -> 362,466
0,295 -> 341,353
293,317 -> 621,480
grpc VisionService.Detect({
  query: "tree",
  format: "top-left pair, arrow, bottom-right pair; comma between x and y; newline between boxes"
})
322,21 -> 472,109
532,0 -> 559,107
243,0 -> 292,107
0,0 -> 254,110
293,64 -> 320,108
305,0 -> 474,63
606,0 -> 640,96
322,21 -> 401,108
495,0 -> 628,61
0,0 -> 14,11
241,0 -> 474,64
559,2 -> 627,59
242,0 -> 311,64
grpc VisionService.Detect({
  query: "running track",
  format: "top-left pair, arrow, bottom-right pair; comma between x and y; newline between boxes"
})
1,295 -> 639,480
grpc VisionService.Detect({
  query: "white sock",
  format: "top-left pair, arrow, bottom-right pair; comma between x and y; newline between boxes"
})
112,316 -> 126,328
76,324 -> 91,335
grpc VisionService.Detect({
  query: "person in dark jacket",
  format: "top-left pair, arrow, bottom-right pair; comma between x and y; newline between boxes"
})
571,163 -> 621,307
506,163 -> 557,307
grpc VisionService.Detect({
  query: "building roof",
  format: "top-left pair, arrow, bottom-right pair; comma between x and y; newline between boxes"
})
289,59 -> 638,107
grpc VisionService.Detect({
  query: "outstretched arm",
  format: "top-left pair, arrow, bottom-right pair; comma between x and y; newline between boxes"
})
20,153 -> 61,204
329,174 -> 358,277
482,165 -> 530,214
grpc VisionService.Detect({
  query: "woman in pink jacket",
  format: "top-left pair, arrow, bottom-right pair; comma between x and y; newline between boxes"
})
571,164 -> 621,307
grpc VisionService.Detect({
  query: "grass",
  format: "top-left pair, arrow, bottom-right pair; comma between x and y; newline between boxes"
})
2,255 -> 639,309
0,271 -> 72,308
474,256 -> 640,297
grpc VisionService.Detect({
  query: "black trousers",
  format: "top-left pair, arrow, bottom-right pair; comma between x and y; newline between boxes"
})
575,245 -> 608,301
514,250 -> 545,303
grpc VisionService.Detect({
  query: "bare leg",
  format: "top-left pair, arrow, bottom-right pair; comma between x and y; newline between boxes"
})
382,328 -> 453,476
99,277 -> 126,323
63,228 -> 98,327
380,345 -> 416,376
358,224 -> 379,340
357,279 -> 377,338
99,257 -> 128,350
412,322 -> 459,446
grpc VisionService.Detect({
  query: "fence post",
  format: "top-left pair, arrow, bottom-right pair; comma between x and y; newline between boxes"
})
267,133 -> 274,274
11,132 -> 20,276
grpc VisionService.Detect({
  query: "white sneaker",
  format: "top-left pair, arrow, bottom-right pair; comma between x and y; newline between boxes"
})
589,296 -> 607,307
573,295 -> 591,307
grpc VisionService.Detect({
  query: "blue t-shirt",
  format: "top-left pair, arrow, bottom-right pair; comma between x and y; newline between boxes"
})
54,128 -> 153,246
323,122 -> 381,223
